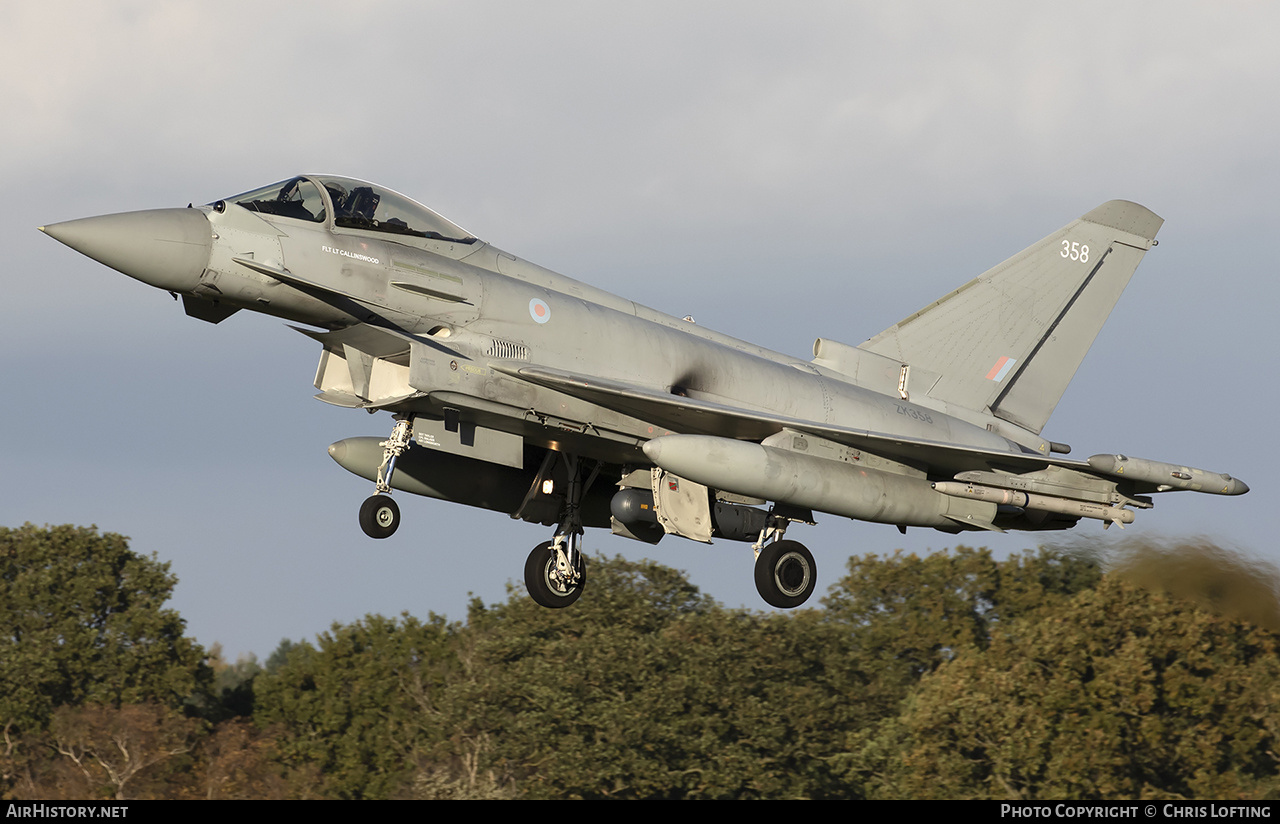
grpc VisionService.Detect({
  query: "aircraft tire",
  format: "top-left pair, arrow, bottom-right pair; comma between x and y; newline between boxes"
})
755,540 -> 816,608
359,494 -> 400,539
524,541 -> 585,608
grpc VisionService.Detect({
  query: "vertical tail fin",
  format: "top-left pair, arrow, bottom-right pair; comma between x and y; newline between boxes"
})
857,201 -> 1162,434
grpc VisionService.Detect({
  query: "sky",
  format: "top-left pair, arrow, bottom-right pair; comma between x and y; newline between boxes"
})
2,1 -> 1277,659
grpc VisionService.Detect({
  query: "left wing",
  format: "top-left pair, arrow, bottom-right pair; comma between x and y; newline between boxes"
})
494,364 -> 1082,476
495,364 -> 1246,498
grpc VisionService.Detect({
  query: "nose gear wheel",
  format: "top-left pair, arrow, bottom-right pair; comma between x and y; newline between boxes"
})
359,494 -> 400,539
356,416 -> 413,539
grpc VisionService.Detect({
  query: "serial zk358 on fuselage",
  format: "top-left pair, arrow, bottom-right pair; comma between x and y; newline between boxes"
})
40,175 -> 1248,609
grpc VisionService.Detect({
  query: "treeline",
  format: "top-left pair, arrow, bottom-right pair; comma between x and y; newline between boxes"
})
2,523 -> 1278,799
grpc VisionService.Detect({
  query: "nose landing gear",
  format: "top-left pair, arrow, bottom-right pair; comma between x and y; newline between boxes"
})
358,416 -> 413,539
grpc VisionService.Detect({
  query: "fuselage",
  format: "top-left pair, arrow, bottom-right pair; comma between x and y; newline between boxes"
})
149,175 -> 1024,475
41,177 -> 1249,608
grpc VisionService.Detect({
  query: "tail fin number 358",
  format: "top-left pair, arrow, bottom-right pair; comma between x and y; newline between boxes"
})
1061,240 -> 1089,263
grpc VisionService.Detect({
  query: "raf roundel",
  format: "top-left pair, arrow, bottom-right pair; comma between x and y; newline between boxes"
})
529,298 -> 551,324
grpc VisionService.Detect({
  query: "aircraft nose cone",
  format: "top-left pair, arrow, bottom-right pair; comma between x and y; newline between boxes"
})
40,208 -> 211,293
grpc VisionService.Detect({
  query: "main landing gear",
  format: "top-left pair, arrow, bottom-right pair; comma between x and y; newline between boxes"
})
358,417 -> 412,539
351,416 -> 593,609
522,453 -> 598,608
525,541 -> 587,608
351,417 -> 816,610
751,510 -> 817,609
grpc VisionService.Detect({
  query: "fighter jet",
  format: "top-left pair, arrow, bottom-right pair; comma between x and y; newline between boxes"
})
40,176 -> 1248,609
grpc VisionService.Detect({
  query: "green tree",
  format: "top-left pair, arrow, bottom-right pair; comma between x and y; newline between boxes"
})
452,556 -> 718,798
446,556 -> 873,798
238,546 -> 1280,800
206,643 -> 262,720
821,547 -> 1101,720
864,576 -> 1280,799
248,551 -> 1102,799
1,524 -> 209,787
632,607 -> 858,798
264,638 -> 303,674
252,612 -> 457,799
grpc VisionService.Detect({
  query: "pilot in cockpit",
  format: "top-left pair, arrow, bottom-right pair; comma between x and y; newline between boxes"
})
342,186 -> 381,223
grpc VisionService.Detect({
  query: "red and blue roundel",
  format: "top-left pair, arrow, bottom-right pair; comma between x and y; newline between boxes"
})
529,298 -> 551,324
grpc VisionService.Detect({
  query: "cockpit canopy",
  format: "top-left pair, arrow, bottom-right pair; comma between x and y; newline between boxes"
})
222,175 -> 476,244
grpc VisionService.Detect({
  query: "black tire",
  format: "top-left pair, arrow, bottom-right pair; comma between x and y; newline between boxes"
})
358,494 -> 400,539
524,541 -> 585,608
754,540 -> 816,608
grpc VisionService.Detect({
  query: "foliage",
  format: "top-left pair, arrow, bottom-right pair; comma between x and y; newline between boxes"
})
457,558 -> 727,797
251,612 -> 458,799
860,576 -> 1280,799
821,546 -> 1102,721
0,524 -> 209,733
189,718 -> 288,800
47,703 -> 202,800
0,524 -> 210,795
6,524 -> 1278,800
206,643 -> 262,721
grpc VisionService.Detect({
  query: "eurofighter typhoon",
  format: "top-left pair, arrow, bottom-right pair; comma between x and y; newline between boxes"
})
40,177 -> 1248,608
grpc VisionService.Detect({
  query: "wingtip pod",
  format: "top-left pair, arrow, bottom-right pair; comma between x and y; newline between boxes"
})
1081,200 -> 1164,243
1087,454 -> 1249,495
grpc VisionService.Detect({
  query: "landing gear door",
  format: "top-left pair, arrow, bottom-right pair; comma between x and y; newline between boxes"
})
652,469 -> 713,543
